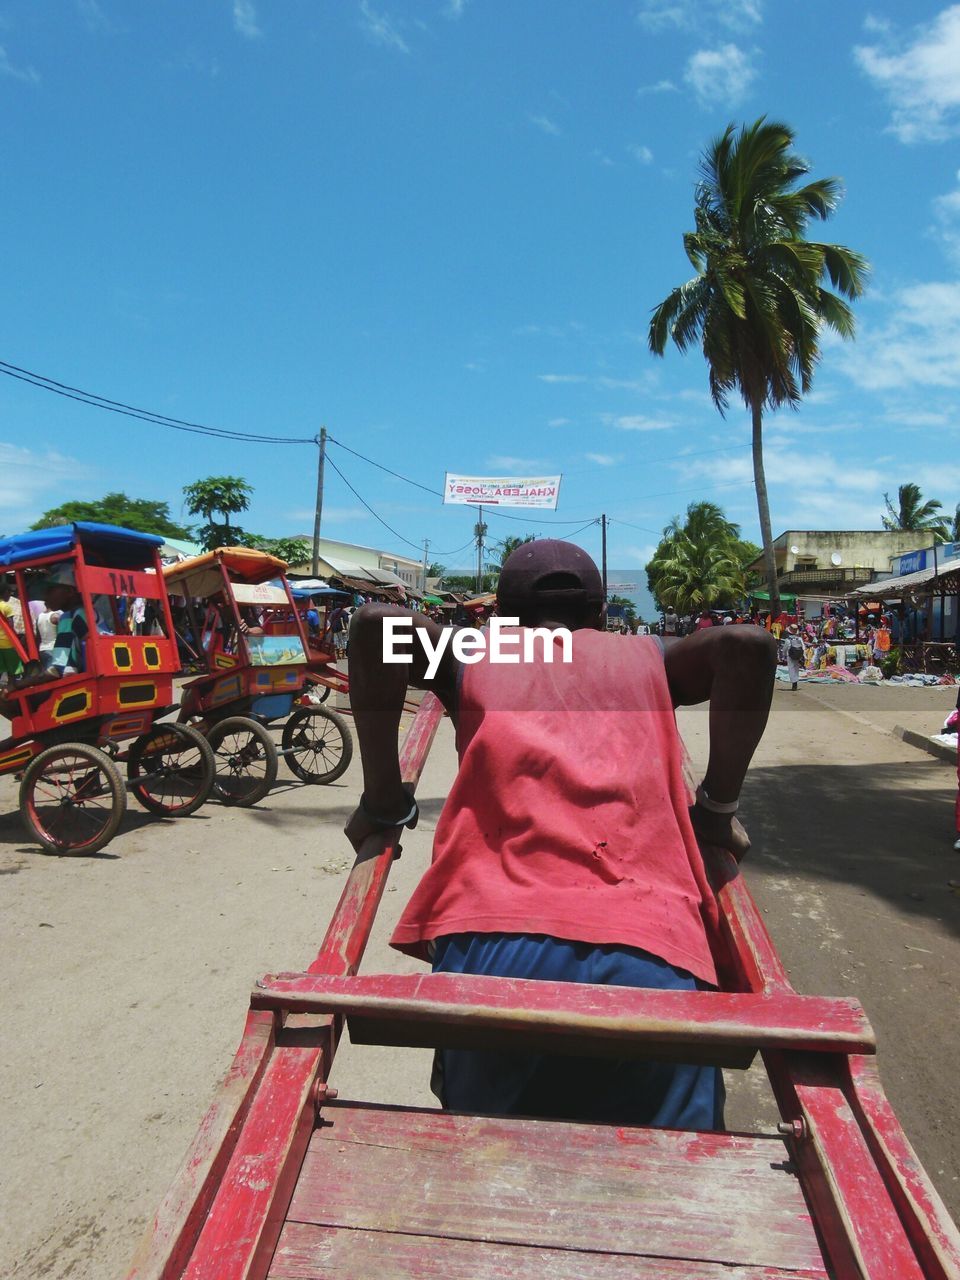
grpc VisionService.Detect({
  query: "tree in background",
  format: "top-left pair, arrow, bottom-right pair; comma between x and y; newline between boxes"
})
491,533 -> 536,567
30,492 -> 191,538
949,503 -> 960,543
250,536 -> 311,565
649,117 -> 868,620
183,475 -> 255,551
882,483 -> 949,542
608,594 -> 638,629
645,501 -> 750,614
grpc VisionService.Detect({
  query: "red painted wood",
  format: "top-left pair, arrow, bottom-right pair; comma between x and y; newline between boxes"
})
269,1220 -> 829,1280
83,564 -> 168,600
125,1010 -> 276,1280
145,696 -> 444,1280
283,1101 -> 827,1274
764,1053 -> 929,1280
181,1042 -> 324,1280
703,845 -> 794,995
251,971 -> 876,1064
846,1055 -> 960,1280
308,693 -> 445,978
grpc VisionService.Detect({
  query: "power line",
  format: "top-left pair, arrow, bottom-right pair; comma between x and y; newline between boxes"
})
326,435 -> 600,526
0,359 -> 313,445
324,452 -> 438,553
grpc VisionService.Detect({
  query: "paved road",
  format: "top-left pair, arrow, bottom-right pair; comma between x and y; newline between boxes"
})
0,683 -> 957,1277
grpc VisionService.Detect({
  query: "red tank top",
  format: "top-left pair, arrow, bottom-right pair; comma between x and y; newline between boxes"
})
391,629 -> 719,985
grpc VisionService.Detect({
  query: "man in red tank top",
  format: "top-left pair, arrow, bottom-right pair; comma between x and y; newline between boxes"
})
345,541 -> 776,1130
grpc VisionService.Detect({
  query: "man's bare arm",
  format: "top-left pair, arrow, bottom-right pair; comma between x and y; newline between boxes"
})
663,627 -> 777,858
345,604 -> 458,849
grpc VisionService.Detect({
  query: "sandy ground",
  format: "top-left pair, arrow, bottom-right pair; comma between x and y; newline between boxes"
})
1,679 -> 958,1278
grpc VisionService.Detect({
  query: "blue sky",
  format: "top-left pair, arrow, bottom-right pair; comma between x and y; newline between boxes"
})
2,1 -> 960,614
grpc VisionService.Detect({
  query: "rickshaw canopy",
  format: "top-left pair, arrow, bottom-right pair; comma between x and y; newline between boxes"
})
163,546 -> 288,598
0,521 -> 164,570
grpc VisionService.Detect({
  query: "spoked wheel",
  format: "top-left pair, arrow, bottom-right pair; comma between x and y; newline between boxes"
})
126,723 -> 216,817
20,744 -> 126,855
206,716 -> 278,806
281,706 -> 353,784
304,682 -> 330,704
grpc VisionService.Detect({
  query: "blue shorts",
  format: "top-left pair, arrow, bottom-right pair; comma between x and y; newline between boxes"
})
431,932 -> 724,1131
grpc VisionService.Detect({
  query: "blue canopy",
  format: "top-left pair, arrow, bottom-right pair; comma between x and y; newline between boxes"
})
0,522 -> 164,570
290,584 -> 349,599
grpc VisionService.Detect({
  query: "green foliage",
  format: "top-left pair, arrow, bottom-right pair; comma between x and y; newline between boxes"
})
880,646 -> 901,679
440,572 -> 497,594
950,504 -> 960,543
250,536 -> 311,565
648,117 -> 868,617
30,492 -> 191,538
492,534 -> 536,566
183,476 -> 254,551
426,561 -> 445,577
882,484 -> 949,541
608,594 -> 638,628
645,501 -> 747,613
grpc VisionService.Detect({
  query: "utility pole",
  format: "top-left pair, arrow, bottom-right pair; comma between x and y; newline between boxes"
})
601,513 -> 608,603
311,427 -> 327,578
475,505 -> 486,594
421,538 -> 430,593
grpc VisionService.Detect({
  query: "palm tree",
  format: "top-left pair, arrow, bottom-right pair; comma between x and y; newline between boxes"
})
648,118 -> 869,617
646,501 -> 746,614
882,483 -> 949,541
491,534 -> 536,567
950,503 -> 960,544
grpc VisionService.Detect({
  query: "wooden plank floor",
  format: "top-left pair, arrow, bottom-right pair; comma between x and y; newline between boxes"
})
268,1102 -> 829,1279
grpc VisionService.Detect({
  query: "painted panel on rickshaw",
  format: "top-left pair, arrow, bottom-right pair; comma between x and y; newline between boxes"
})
246,635 -> 307,667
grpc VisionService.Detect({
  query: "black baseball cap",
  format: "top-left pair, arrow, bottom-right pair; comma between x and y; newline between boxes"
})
497,539 -> 604,618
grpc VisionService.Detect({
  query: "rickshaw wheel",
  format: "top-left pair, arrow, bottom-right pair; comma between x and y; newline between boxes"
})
305,683 -> 330,704
281,706 -> 354,784
20,743 -> 126,855
206,716 -> 278,806
126,723 -> 216,817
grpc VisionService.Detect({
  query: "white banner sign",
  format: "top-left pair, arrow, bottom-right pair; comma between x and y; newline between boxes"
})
443,473 -> 561,510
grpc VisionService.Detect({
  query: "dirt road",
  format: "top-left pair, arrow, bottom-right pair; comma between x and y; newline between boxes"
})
1,682 -> 957,1278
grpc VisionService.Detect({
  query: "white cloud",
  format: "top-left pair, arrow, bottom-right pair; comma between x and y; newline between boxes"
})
628,143 -> 654,164
840,280 -> 960,390
529,113 -> 561,136
586,452 -> 619,466
538,373 -> 587,383
0,444 -> 92,532
684,44 -> 757,106
637,79 -> 677,95
487,456 -> 547,470
0,45 -> 39,84
78,0 -> 110,32
636,0 -> 762,33
606,414 -> 674,432
232,0 -> 261,38
443,0 -> 469,16
597,376 -> 650,392
548,417 -> 571,427
932,176 -> 960,261
359,1 -> 409,53
855,6 -> 960,143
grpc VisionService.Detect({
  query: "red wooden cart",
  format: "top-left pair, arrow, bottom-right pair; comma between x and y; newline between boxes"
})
125,695 -> 960,1280
163,548 -> 353,806
0,522 -> 215,854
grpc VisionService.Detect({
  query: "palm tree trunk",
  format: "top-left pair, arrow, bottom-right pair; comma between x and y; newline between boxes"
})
751,402 -> 781,618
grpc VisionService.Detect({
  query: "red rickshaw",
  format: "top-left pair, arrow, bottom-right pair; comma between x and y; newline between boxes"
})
0,522 -> 215,854
163,548 -> 353,806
